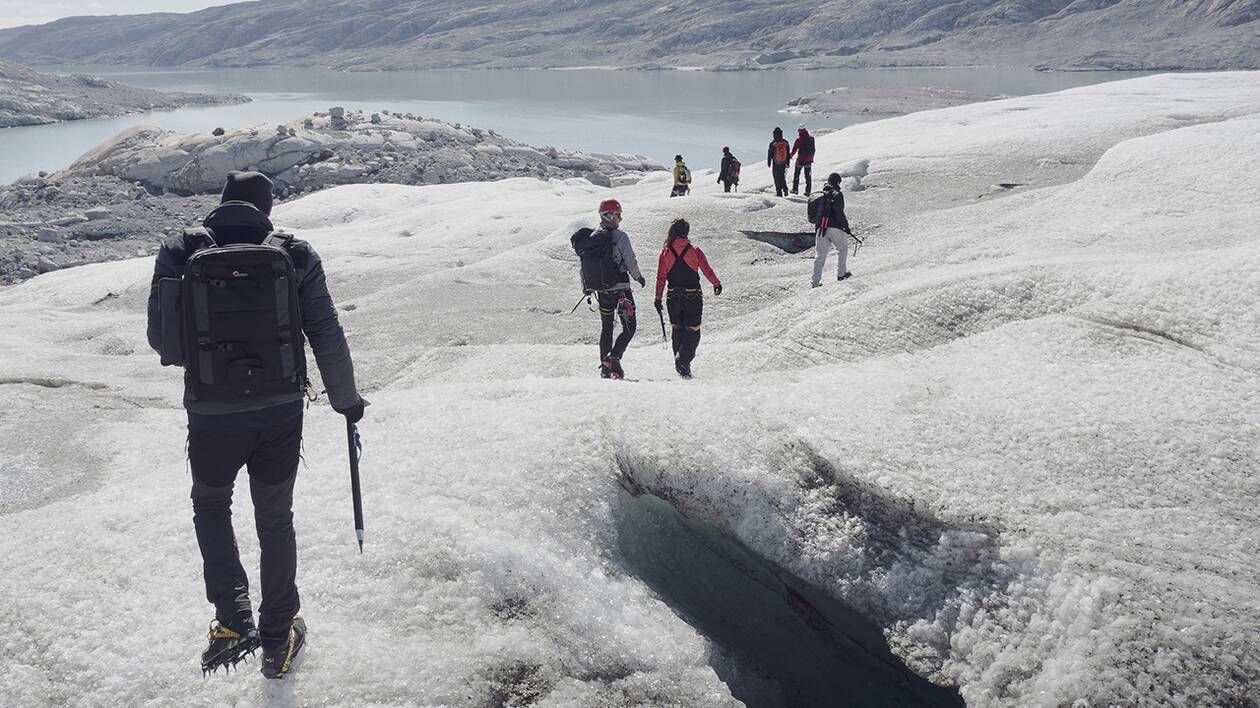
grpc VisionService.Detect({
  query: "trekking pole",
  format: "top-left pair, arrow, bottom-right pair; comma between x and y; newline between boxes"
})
569,292 -> 590,315
346,419 -> 365,553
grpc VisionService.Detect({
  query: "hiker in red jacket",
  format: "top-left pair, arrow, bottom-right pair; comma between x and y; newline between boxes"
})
791,124 -> 816,195
654,218 -> 721,379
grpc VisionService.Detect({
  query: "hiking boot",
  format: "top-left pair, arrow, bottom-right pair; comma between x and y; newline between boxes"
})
201,617 -> 260,676
599,361 -> 612,379
607,356 -> 625,380
838,272 -> 852,281
675,361 -> 692,380
260,615 -> 306,680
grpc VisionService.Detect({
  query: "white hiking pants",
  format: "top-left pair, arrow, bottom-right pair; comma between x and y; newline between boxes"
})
812,227 -> 849,286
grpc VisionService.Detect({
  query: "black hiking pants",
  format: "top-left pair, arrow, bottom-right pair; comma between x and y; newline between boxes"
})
794,163 -> 812,194
597,289 -> 636,362
667,288 -> 703,371
772,163 -> 789,197
721,179 -> 734,193
189,415 -> 302,647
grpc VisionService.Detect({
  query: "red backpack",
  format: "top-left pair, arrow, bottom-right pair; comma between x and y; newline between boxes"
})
730,156 -> 741,181
773,140 -> 789,163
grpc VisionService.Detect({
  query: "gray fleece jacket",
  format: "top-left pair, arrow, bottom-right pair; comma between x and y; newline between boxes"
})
604,226 -> 643,291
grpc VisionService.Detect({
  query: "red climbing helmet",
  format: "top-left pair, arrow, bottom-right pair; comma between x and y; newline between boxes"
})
598,198 -> 622,216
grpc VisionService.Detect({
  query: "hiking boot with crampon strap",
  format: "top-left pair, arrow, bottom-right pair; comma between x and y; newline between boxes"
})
605,356 -> 625,380
260,615 -> 306,680
201,618 -> 260,676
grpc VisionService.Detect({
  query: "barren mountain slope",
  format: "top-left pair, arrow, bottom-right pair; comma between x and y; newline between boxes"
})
0,0 -> 1254,71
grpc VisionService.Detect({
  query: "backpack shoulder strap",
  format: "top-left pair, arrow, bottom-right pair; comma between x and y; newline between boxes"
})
183,226 -> 217,250
262,231 -> 295,250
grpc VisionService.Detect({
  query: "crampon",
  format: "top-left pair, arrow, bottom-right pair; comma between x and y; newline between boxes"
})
201,619 -> 260,677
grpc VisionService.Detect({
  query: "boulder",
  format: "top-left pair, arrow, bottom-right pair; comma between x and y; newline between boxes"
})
85,208 -> 112,220
583,172 -> 612,188
36,228 -> 63,242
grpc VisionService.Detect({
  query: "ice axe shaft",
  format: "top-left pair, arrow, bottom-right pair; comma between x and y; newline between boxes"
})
346,419 -> 364,552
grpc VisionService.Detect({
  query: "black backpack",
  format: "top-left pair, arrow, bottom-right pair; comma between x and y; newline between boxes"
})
803,135 -> 816,159
161,227 -> 307,402
807,191 -> 833,225
571,227 -> 625,292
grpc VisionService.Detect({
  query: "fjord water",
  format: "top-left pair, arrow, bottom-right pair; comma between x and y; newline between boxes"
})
1,65 -> 1151,184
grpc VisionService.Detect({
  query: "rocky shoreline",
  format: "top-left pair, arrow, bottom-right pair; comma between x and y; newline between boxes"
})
0,60 -> 247,128
0,108 -> 663,284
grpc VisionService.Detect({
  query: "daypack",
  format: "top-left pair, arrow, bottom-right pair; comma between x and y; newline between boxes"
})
678,165 -> 691,184
729,157 -> 741,182
802,135 -> 816,159
571,227 -> 625,292
773,141 -> 789,164
807,191 -> 834,225
160,227 -> 307,402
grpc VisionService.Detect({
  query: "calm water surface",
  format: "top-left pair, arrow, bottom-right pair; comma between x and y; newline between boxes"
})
1,65 -> 1153,184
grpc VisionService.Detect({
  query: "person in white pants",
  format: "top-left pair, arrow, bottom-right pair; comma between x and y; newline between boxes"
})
811,172 -> 853,287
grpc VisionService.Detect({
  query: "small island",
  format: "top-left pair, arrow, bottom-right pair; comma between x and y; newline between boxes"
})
785,86 -> 996,118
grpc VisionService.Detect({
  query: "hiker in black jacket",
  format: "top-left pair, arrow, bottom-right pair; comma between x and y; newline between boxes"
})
767,127 -> 792,198
812,172 -> 854,287
146,171 -> 363,679
718,147 -> 739,192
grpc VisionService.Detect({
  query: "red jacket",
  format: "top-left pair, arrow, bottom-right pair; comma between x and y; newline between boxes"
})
655,238 -> 720,299
791,131 -> 815,164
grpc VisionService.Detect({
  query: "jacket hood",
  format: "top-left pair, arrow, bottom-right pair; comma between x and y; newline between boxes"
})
773,128 -> 783,139
203,201 -> 274,243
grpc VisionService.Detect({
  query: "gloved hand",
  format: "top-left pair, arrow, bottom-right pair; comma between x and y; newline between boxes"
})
654,299 -> 663,313
635,275 -> 646,287
713,283 -> 723,296
335,397 -> 368,424
716,177 -> 722,184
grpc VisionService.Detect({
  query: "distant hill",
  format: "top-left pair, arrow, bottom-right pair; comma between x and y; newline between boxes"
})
0,59 -> 245,128
0,0 -> 1255,71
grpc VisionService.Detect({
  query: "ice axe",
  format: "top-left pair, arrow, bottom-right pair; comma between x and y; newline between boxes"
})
346,419 -> 365,552
657,305 -> 668,349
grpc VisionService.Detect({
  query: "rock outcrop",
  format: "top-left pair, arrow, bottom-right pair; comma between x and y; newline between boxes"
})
0,111 -> 662,284
64,109 -> 662,197
0,60 -> 247,128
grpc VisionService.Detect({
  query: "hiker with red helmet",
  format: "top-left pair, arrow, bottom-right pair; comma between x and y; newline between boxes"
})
654,218 -> 721,379
717,147 -> 740,193
767,127 -> 791,197
791,124 -> 816,195
570,198 -> 646,379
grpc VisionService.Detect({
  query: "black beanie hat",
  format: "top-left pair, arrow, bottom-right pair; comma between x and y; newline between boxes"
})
828,172 -> 842,188
221,171 -> 274,215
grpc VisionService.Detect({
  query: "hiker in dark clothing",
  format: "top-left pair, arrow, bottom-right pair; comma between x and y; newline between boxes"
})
812,172 -> 855,287
146,171 -> 364,680
718,147 -> 740,193
791,124 -> 816,195
767,127 -> 791,197
654,219 -> 721,379
571,198 -> 646,380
